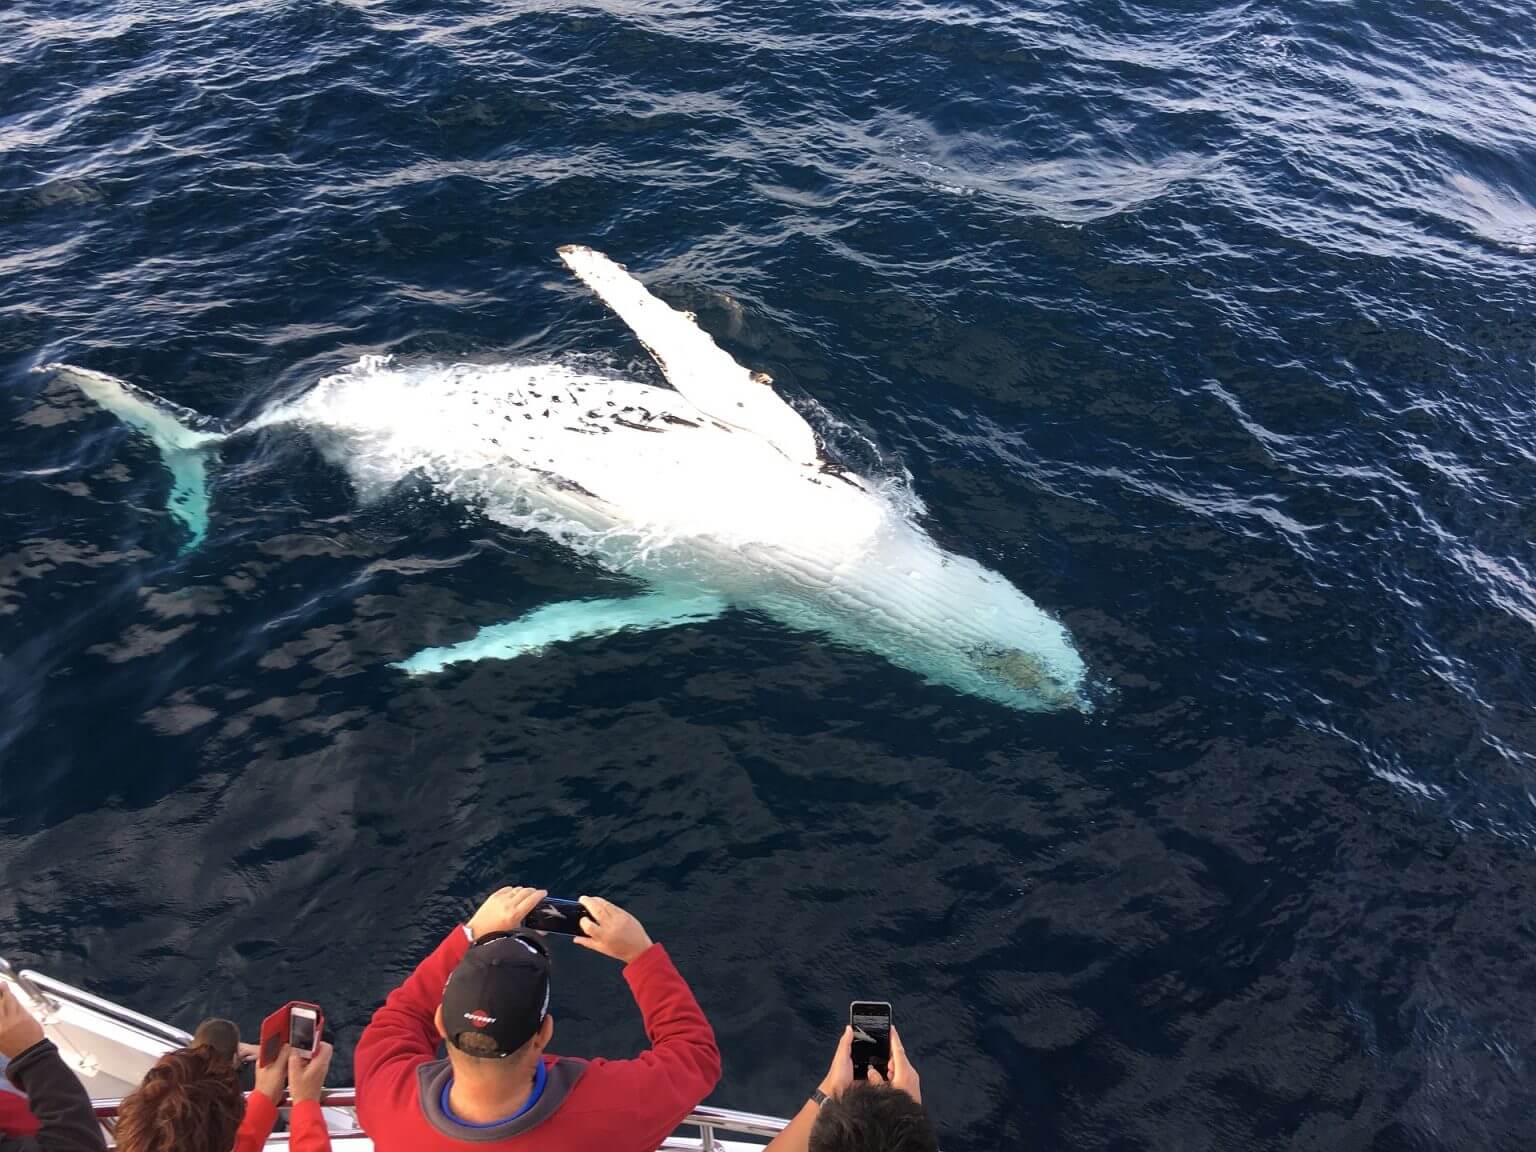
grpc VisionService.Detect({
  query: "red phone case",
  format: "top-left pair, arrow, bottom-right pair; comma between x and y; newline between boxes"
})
258,1001 -> 324,1066
258,1005 -> 290,1068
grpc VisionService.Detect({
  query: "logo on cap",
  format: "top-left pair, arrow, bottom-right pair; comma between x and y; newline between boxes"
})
463,1010 -> 497,1029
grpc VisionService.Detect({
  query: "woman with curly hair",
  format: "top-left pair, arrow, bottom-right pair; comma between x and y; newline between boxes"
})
114,1030 -> 334,1152
113,1045 -> 242,1152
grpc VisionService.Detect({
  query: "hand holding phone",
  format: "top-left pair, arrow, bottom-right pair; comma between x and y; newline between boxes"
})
850,1001 -> 892,1081
288,1041 -> 334,1103
468,887 -> 549,942
573,896 -> 654,964
259,1002 -> 323,1067
817,1026 -> 857,1099
879,1026 -> 922,1103
524,897 -> 590,937
253,1042 -> 289,1103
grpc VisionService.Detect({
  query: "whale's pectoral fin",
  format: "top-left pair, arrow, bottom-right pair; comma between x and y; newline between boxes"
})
558,245 -> 820,468
392,590 -> 729,675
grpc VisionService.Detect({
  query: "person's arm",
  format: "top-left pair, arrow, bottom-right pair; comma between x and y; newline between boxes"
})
287,1041 -> 335,1152
3,1044 -> 105,1152
764,1027 -> 855,1152
0,1089 -> 40,1140
233,1093 -> 279,1152
766,1097 -> 822,1152
574,897 -> 723,1147
233,1043 -> 291,1152
1,986 -> 105,1152
353,887 -> 548,1133
353,926 -> 471,1133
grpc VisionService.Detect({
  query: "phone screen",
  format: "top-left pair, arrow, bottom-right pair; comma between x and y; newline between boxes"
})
525,897 -> 589,937
850,1001 -> 892,1080
289,1011 -> 317,1053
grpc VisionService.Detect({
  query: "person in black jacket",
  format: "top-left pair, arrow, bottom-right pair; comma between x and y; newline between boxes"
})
0,983 -> 105,1152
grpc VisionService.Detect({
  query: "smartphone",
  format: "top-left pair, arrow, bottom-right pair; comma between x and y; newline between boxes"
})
524,897 -> 589,937
850,1001 -> 892,1081
259,1001 -> 324,1066
288,1004 -> 320,1057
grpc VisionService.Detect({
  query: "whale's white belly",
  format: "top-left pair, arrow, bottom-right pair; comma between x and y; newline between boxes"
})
264,358 -> 886,567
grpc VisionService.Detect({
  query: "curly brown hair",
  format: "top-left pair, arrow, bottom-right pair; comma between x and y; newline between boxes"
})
114,1045 -> 244,1152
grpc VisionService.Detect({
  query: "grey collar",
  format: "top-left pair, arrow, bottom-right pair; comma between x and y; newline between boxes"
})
417,1056 -> 588,1142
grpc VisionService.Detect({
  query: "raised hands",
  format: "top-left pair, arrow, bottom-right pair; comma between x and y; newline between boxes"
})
865,1026 -> 920,1103
575,896 -> 654,964
254,1042 -> 291,1103
817,1026 -> 857,1099
468,886 -> 549,942
289,1041 -> 334,1103
467,886 -> 655,963
814,1023 -> 920,1102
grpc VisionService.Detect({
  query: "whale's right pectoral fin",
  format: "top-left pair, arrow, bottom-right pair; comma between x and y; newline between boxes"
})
392,590 -> 729,675
558,245 -> 820,468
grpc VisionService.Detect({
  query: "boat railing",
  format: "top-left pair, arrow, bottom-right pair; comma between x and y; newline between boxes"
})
88,1089 -> 786,1148
0,958 -> 56,1015
1,958 -> 193,1050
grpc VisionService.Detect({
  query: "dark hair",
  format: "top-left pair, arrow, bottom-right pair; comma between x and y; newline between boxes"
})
452,1030 -> 504,1058
114,1046 -> 243,1152
449,1029 -> 537,1063
810,1083 -> 937,1152
191,1017 -> 240,1065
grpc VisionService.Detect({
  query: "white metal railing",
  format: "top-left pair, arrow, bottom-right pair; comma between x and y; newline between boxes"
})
0,958 -> 55,1014
8,964 -> 193,1050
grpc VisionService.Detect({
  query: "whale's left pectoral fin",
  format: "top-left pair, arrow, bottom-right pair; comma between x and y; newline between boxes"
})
392,590 -> 729,675
558,245 -> 820,468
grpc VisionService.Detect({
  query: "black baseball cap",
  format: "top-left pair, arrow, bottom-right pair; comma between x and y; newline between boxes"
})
441,932 -> 552,1058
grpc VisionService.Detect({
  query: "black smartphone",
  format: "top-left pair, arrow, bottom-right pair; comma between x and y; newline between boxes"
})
850,1001 -> 892,1081
525,897 -> 589,937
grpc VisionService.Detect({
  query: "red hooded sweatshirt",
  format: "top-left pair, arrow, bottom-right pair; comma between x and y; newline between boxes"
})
355,927 -> 720,1152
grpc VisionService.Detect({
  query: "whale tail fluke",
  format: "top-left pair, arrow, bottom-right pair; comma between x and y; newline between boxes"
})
43,363 -> 230,552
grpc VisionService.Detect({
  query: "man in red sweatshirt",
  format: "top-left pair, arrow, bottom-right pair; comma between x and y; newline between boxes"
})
355,886 -> 720,1152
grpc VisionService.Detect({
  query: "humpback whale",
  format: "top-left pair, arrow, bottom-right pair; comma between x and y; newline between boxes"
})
46,247 -> 1087,711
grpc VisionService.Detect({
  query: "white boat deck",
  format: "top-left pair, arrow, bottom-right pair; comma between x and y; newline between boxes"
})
2,958 -> 783,1151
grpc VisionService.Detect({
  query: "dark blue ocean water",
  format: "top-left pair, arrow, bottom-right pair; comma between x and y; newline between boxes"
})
2,1 -> 1535,1148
